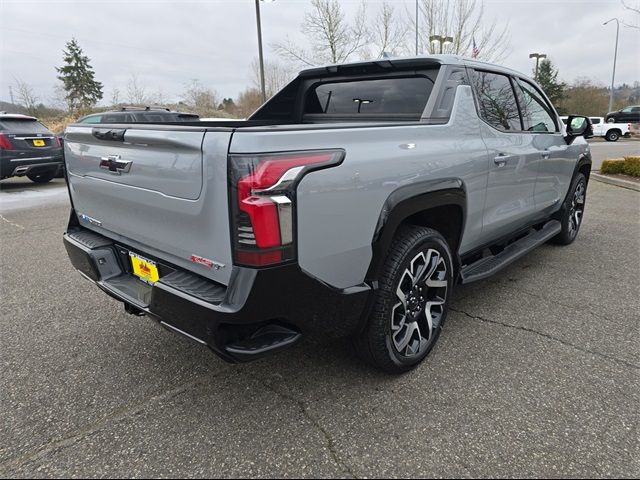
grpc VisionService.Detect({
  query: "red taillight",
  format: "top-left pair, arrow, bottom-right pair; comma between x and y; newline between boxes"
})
54,136 -> 62,148
0,134 -> 13,150
229,150 -> 344,267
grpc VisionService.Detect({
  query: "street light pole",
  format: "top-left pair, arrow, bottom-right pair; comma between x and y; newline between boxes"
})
415,0 -> 419,55
429,35 -> 453,54
255,0 -> 267,104
529,52 -> 547,79
604,18 -> 620,113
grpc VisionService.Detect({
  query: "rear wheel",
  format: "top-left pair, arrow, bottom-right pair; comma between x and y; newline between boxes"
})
27,169 -> 57,184
551,172 -> 587,245
354,226 -> 453,373
605,130 -> 620,142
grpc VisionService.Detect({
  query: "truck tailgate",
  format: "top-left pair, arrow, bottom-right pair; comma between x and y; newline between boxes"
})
64,126 -> 234,285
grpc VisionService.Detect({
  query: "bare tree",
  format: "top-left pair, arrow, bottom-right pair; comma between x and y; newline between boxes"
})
110,87 -> 121,106
182,79 -> 220,117
412,0 -> 510,62
236,87 -> 263,118
50,84 -> 68,110
251,59 -> 295,99
13,78 -> 39,115
153,88 -> 168,106
366,2 -> 410,58
126,73 -> 148,105
274,0 -> 368,66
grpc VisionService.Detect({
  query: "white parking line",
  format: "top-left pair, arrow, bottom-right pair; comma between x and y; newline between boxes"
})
0,186 -> 69,212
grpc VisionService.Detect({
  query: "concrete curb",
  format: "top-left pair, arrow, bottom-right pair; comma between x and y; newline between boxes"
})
591,172 -> 640,192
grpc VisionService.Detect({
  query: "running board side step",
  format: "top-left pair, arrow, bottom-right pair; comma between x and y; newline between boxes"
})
460,220 -> 561,284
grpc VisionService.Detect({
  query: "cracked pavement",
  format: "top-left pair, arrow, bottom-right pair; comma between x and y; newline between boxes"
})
1,177 -> 639,478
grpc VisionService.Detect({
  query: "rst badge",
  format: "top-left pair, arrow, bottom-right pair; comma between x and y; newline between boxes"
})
190,255 -> 225,270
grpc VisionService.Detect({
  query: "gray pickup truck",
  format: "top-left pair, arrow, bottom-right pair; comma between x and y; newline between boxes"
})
62,55 -> 593,373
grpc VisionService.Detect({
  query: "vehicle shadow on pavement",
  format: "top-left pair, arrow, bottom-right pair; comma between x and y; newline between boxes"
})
0,178 -> 66,192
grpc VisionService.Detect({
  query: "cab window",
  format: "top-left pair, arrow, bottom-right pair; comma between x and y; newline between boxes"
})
515,79 -> 558,133
470,70 -> 522,131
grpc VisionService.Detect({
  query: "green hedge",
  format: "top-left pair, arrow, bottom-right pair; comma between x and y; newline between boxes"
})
601,156 -> 640,177
601,159 -> 625,174
624,156 -> 640,177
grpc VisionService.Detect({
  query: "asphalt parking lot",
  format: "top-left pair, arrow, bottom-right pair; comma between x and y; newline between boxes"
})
1,143 -> 639,477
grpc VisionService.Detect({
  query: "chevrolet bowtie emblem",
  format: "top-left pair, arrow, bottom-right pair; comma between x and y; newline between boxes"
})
99,155 -> 132,175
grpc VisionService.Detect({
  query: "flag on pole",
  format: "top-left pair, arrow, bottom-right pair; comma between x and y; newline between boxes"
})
472,37 -> 480,58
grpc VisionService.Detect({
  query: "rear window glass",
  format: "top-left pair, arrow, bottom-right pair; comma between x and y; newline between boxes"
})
590,118 -> 601,124
304,76 -> 434,116
0,119 -> 50,133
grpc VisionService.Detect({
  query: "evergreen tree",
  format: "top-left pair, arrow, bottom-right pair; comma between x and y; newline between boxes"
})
534,59 -> 566,106
56,38 -> 103,110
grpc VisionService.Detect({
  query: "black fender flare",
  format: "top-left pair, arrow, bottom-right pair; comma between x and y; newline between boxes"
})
365,179 -> 467,282
573,152 -> 592,181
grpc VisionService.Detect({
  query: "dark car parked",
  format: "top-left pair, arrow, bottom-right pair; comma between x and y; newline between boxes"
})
605,105 -> 640,123
76,107 -> 199,124
0,113 -> 63,183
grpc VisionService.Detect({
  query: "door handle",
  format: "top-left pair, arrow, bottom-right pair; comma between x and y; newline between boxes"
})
493,153 -> 514,168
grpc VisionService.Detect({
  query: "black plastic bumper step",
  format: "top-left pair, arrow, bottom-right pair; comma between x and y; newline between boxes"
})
460,220 -> 561,284
224,324 -> 302,361
159,270 -> 226,305
102,274 -> 152,307
66,229 -> 113,249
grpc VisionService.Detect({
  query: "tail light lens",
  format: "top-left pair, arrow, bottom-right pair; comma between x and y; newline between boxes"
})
229,150 -> 344,267
0,134 -> 13,150
54,136 -> 62,148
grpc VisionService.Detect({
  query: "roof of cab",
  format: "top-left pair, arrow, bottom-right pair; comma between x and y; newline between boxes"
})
298,54 -> 533,83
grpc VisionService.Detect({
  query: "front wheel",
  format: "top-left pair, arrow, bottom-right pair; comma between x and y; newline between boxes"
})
551,172 -> 587,245
354,226 -> 453,373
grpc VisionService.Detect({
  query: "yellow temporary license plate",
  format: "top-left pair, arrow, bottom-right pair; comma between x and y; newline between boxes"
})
130,253 -> 159,284
33,139 -> 45,147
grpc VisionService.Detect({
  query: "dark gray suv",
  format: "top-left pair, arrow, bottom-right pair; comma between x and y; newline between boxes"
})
0,113 -> 63,183
605,105 -> 640,123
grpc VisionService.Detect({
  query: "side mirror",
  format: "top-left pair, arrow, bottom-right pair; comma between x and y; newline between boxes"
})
565,115 -> 593,144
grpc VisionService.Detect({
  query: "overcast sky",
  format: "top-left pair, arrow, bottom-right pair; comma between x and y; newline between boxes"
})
1,0 -> 639,106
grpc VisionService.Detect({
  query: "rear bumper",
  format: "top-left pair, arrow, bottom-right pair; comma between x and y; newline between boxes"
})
1,153 -> 63,178
63,225 -> 371,362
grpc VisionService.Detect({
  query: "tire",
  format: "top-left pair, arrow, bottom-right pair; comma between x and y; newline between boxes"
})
606,117 -> 615,123
354,226 -> 454,374
605,130 -> 620,142
27,169 -> 57,184
551,172 -> 587,246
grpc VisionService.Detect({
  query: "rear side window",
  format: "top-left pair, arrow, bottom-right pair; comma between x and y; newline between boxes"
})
79,115 -> 103,124
471,70 -> 521,131
516,79 -> 558,133
0,119 -> 50,133
590,118 -> 601,124
304,76 -> 434,116
102,113 -> 125,123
